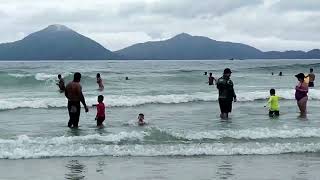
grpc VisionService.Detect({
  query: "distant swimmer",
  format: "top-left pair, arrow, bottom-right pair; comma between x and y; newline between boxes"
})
204,72 -> 208,76
125,77 -> 129,80
95,95 -> 105,128
208,73 -> 216,85
65,72 -> 89,128
295,73 -> 309,117
307,68 -> 315,87
96,73 -> 104,91
216,68 -> 237,120
138,113 -> 146,126
265,89 -> 280,117
56,74 -> 65,92
279,72 -> 283,76
271,72 -> 274,76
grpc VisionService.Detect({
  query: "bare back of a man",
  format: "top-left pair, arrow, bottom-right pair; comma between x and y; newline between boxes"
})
65,82 -> 82,102
309,73 -> 315,83
65,72 -> 88,128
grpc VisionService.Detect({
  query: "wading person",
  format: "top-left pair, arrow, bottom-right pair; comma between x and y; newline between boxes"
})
216,68 -> 237,119
65,72 -> 89,128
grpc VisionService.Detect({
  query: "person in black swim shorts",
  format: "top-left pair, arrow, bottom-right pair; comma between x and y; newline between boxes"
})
216,68 -> 237,120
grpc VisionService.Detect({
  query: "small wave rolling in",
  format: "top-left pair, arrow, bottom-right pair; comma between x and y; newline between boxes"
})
1,60 -> 320,160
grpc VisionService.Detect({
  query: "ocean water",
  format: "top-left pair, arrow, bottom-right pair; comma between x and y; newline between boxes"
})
1,60 -> 320,179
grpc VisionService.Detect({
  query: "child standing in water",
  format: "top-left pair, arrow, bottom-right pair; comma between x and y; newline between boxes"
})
95,95 -> 105,127
96,73 -> 104,91
138,113 -> 145,126
265,89 -> 280,117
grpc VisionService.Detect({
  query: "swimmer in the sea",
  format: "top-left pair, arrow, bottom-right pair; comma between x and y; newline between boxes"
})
279,72 -> 283,76
56,74 -> 65,92
208,73 -> 216,85
307,68 -> 315,87
96,73 -> 104,91
138,113 -> 145,126
125,77 -> 129,80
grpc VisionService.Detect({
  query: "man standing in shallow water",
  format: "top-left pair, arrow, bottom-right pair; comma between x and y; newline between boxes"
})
216,68 -> 237,119
65,72 -> 89,128
308,68 -> 315,87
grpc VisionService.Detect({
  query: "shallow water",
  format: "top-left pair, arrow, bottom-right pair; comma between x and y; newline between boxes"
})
2,154 -> 320,180
0,60 -> 320,179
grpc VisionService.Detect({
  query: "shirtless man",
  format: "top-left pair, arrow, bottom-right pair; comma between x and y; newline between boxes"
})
208,73 -> 216,85
65,72 -> 89,128
96,73 -> 104,91
308,68 -> 315,87
56,74 -> 65,92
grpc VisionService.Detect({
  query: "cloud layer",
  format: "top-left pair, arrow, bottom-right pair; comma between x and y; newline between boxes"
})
0,0 -> 319,51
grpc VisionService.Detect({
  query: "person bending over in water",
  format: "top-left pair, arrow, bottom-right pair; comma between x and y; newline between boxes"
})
65,72 -> 89,128
216,68 -> 237,120
307,68 -> 315,87
138,113 -> 145,126
265,89 -> 280,117
96,73 -> 104,91
204,72 -> 208,76
208,73 -> 216,85
95,95 -> 105,128
295,73 -> 309,117
56,74 -> 65,92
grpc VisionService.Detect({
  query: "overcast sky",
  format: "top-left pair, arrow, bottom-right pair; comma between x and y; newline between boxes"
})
0,0 -> 319,51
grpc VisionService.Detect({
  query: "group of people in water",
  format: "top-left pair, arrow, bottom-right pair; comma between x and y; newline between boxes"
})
56,73 -> 143,128
56,67 -> 316,128
204,68 -> 316,119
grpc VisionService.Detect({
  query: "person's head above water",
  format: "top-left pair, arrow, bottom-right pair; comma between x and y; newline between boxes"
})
295,73 -> 305,82
204,72 -> 207,75
98,95 -> 104,103
58,74 -> 62,79
96,73 -> 101,78
138,113 -> 144,120
223,68 -> 232,77
73,72 -> 81,82
270,88 -> 276,95
310,68 -> 314,73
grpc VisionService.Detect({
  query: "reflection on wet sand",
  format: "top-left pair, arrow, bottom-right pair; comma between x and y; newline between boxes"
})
216,160 -> 234,180
65,160 -> 86,180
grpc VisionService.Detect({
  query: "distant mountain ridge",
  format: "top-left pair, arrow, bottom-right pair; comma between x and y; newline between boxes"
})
115,33 -> 320,60
0,24 -> 118,60
0,25 -> 319,60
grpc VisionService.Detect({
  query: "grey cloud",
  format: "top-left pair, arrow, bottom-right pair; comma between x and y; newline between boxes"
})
118,0 -> 264,18
272,0 -> 320,12
0,0 -> 318,52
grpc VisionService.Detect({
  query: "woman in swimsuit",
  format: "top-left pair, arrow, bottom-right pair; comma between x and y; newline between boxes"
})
295,73 -> 309,117
96,73 -> 104,91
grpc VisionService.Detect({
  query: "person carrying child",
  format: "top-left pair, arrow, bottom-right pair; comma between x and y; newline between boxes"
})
265,88 -> 280,117
95,95 -> 105,127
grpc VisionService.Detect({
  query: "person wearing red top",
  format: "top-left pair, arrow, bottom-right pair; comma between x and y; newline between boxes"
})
95,95 -> 105,127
